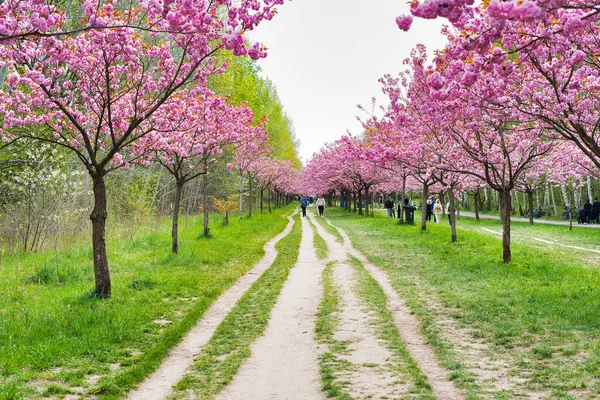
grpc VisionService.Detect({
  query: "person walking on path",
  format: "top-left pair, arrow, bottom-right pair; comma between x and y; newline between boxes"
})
584,199 -> 593,224
300,196 -> 308,217
433,198 -> 443,225
384,198 -> 393,218
316,195 -> 326,217
593,198 -> 600,224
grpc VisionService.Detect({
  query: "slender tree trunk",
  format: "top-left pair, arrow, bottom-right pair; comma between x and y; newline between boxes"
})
528,190 -> 534,225
203,169 -> 209,237
421,181 -> 429,231
268,189 -> 272,213
500,188 -> 512,263
399,176 -> 406,224
485,187 -> 491,211
248,177 -> 253,217
225,210 -> 229,225
365,188 -> 370,217
91,172 -> 111,298
260,188 -> 264,214
172,181 -> 183,253
440,191 -> 446,216
239,173 -> 243,222
474,190 -> 481,221
449,189 -> 457,243
358,191 -> 363,215
551,185 -> 558,216
353,193 -> 357,213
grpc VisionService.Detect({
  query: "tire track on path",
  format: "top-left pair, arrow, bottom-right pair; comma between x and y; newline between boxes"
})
215,213 -> 326,400
320,216 -> 463,400
128,211 -> 298,400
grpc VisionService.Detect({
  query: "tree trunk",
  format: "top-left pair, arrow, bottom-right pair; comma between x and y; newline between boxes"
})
239,173 -> 243,222
399,177 -> 406,224
528,190 -> 534,225
440,191 -> 446,216
474,190 -> 481,221
551,185 -> 557,216
203,169 -> 209,237
365,188 -> 370,217
421,181 -> 429,231
91,173 -> 111,298
353,193 -> 357,213
500,188 -> 512,263
248,177 -> 253,217
268,189 -> 272,213
172,181 -> 183,253
358,191 -> 363,215
449,189 -> 457,243
260,188 -> 264,214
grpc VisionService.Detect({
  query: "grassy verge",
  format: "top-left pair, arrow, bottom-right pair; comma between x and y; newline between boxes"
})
0,207 -> 293,399
350,255 -> 435,398
169,213 -> 302,399
314,211 -> 344,243
307,216 -> 329,259
314,261 -> 352,399
325,208 -> 600,398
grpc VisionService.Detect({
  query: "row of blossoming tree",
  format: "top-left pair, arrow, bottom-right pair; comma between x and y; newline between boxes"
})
0,0 -> 300,297
304,1 -> 599,264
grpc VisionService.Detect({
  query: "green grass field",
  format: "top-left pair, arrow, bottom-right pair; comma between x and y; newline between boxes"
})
0,208 -> 293,399
326,208 -> 600,398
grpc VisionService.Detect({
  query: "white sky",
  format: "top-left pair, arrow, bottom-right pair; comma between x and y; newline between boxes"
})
248,0 -> 448,164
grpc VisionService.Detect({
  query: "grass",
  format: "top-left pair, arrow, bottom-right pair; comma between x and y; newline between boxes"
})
307,215 -> 329,259
313,209 -> 344,243
169,213 -> 302,399
350,255 -> 435,398
0,207 -> 294,399
315,261 -> 352,399
325,207 -> 600,398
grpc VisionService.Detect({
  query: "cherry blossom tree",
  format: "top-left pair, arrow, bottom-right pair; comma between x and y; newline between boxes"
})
0,0 -> 285,297
138,89 -> 259,251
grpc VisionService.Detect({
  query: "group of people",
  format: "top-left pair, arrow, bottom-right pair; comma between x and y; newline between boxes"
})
383,197 -> 413,219
426,196 -> 444,224
299,195 -> 326,218
580,198 -> 600,224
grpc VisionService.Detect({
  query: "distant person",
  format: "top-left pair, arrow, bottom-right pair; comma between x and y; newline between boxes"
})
584,199 -> 593,224
378,196 -> 383,209
426,197 -> 433,221
299,196 -> 308,217
433,198 -> 443,224
593,198 -> 600,224
316,195 -> 326,217
384,198 -> 393,217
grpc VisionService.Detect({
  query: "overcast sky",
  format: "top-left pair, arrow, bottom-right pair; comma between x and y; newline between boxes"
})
248,0 -> 448,164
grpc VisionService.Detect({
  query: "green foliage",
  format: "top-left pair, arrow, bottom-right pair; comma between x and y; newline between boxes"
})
209,54 -> 301,167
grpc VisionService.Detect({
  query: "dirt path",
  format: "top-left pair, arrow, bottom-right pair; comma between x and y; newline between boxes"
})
480,227 -> 600,254
460,211 -> 600,228
215,214 -> 325,400
320,215 -> 463,399
127,212 -> 297,400
310,212 -> 414,398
